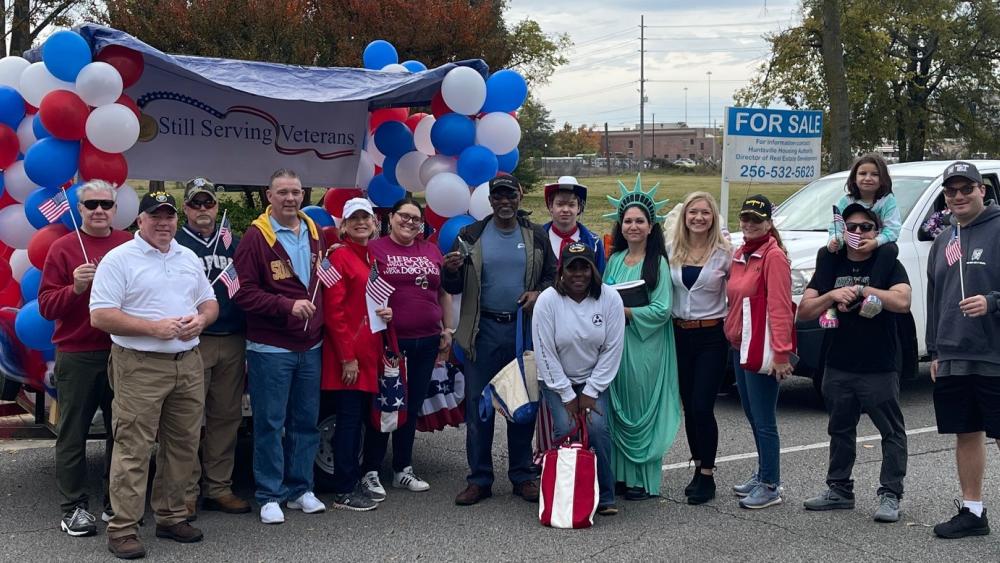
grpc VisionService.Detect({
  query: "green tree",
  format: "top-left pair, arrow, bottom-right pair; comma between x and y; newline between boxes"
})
551,122 -> 600,156
517,93 -> 555,158
4,0 -> 81,57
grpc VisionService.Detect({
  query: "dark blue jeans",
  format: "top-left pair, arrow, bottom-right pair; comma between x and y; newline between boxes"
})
247,348 -> 321,504
541,384 -> 615,506
331,390 -> 367,494
464,317 -> 536,488
732,350 -> 781,485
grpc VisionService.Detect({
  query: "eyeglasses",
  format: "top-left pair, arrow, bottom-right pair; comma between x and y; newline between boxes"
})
81,200 -> 115,210
186,199 -> 217,210
845,222 -> 876,233
739,214 -> 766,224
394,212 -> 423,225
943,184 -> 978,198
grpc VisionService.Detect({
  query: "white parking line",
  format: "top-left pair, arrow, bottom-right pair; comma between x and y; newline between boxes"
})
662,425 -> 938,471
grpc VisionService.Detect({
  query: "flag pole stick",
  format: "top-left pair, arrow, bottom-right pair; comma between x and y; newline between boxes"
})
61,187 -> 90,263
303,248 -> 330,331
209,267 -> 228,286
957,223 -> 966,302
210,208 -> 227,257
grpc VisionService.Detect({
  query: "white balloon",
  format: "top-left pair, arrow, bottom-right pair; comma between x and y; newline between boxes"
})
395,151 -> 428,192
441,67 -> 486,115
3,161 -> 39,203
0,206 -> 37,249
356,150 -> 376,189
424,172 -> 471,218
475,112 -> 521,155
381,64 -> 410,73
413,114 -> 436,155
469,182 -> 492,220
0,56 -> 30,89
366,132 -> 385,167
9,248 -> 31,281
111,184 -> 139,230
419,154 -> 457,187
75,62 -> 123,107
85,103 -> 140,153
19,62 -> 74,107
16,115 -> 36,154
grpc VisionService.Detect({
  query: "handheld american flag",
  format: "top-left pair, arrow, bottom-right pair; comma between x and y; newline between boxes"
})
844,226 -> 862,249
832,205 -> 845,233
366,262 -> 395,305
217,263 -> 240,298
316,258 -> 342,288
945,226 -> 962,267
39,191 -> 70,223
219,216 -> 233,250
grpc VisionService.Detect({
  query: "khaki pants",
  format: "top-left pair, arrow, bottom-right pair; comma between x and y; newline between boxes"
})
187,333 -> 246,501
107,345 -> 204,539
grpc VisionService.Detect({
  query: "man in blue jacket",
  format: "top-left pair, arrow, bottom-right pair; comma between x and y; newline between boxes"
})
542,176 -> 606,273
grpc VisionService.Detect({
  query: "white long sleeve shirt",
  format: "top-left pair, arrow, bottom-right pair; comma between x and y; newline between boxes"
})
531,285 -> 625,402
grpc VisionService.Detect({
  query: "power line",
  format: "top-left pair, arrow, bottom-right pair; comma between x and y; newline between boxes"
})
644,34 -> 767,41
645,47 -> 767,53
566,26 -> 637,50
555,52 -> 638,74
569,38 -> 637,61
645,20 -> 786,28
646,79 -> 748,83
545,80 -> 638,103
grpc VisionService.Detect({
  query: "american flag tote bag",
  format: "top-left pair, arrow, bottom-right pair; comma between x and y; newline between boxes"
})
371,324 -> 408,433
539,414 -> 598,529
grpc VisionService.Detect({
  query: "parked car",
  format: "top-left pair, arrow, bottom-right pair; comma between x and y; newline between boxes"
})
673,158 -> 697,168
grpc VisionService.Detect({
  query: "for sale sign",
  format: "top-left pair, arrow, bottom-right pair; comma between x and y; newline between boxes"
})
722,107 -> 823,183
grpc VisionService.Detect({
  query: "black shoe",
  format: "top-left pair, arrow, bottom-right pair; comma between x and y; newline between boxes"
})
934,500 -> 990,539
614,481 -> 627,495
60,506 -> 97,537
687,473 -> 716,505
684,468 -> 702,497
624,486 -> 651,501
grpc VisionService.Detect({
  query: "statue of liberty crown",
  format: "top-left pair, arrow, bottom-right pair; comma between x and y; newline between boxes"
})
603,174 -> 669,223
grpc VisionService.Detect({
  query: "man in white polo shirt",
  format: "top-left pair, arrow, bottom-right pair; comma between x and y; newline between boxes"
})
90,191 -> 218,560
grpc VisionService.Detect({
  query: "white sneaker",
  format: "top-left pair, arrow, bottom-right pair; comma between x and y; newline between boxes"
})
287,492 -> 326,514
362,471 -> 387,502
393,466 -> 430,492
260,502 -> 284,524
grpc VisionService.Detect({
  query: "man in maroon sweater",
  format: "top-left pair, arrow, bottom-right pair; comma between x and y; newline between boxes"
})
38,180 -> 133,537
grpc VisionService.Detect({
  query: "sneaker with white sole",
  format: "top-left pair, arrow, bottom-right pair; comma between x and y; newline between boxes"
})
333,485 -> 378,512
393,466 -> 430,492
362,471 -> 387,502
733,472 -> 761,497
61,506 -> 97,537
739,483 -> 783,509
873,492 -> 901,523
259,502 -> 285,524
287,492 -> 326,514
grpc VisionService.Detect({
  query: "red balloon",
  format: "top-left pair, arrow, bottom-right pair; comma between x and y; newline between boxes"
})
0,241 -> 13,259
27,224 -> 70,269
79,140 -> 128,185
321,226 -> 340,248
424,207 -> 447,230
374,165 -> 382,176
431,91 -> 451,118
323,188 -> 364,217
39,90 -> 90,141
0,280 -> 20,308
24,102 -> 36,115
0,124 -> 18,168
0,259 -> 10,291
368,108 -> 408,132
405,112 -> 428,132
96,45 -> 144,89
0,190 -> 17,210
116,94 -> 140,119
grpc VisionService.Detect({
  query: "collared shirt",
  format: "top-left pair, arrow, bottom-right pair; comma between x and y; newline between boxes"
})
270,215 -> 312,287
669,246 -> 731,321
90,232 -> 216,353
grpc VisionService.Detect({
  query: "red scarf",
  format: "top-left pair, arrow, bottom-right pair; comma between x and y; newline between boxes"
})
551,223 -> 579,258
738,233 -> 771,260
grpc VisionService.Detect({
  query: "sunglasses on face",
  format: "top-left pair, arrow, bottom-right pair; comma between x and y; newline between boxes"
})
845,222 -> 876,233
186,199 -> 217,210
739,214 -> 765,224
81,199 -> 114,210
943,184 -> 978,198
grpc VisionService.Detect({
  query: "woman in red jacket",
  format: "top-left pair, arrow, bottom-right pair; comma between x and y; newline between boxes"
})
724,194 -> 795,510
322,198 -> 392,512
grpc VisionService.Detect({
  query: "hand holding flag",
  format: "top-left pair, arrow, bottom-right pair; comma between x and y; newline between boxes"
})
212,263 -> 240,298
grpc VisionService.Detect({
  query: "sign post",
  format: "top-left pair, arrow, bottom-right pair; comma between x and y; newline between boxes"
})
720,106 -> 823,226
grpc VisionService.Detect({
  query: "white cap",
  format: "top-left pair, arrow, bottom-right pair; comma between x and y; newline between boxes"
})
557,175 -> 579,185
342,197 -> 375,220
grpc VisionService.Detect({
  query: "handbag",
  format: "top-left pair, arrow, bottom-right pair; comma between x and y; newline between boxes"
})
539,414 -> 599,529
479,307 -> 538,425
416,361 -> 466,432
739,252 -> 797,374
371,325 -> 408,433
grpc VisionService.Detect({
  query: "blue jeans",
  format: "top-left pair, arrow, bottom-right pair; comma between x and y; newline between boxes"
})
541,384 -> 615,506
331,390 -> 367,495
732,350 -> 781,485
464,317 -> 536,488
247,348 -> 321,504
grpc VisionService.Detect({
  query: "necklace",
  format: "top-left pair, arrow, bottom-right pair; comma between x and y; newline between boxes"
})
624,252 -> 644,267
687,245 -> 711,265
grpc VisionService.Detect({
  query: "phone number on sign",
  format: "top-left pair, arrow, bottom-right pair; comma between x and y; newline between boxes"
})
739,165 -> 816,179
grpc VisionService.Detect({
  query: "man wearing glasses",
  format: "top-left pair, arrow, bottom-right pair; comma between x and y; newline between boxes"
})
174,179 -> 251,520
39,180 -> 133,537
798,203 -> 912,524
926,161 -> 1000,539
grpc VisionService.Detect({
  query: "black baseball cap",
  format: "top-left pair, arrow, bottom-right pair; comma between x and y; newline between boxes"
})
560,242 -> 597,269
841,202 -> 881,229
489,173 -> 522,195
139,191 -> 178,214
943,161 -> 983,185
739,194 -> 772,220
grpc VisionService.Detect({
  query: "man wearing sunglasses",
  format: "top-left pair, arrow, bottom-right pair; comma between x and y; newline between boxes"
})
38,180 -> 133,538
926,161 -> 1000,539
174,179 -> 251,520
799,203 -> 912,524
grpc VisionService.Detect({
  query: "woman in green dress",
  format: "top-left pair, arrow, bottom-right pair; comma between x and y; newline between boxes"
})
602,176 -> 681,500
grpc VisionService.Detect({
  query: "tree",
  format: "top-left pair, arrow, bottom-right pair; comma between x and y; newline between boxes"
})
817,0 -> 852,171
737,0 -> 1000,162
551,122 -> 600,156
517,94 -> 554,158
3,0 -> 81,57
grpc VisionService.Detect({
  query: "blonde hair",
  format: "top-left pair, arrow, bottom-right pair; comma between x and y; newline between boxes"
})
670,191 -> 731,264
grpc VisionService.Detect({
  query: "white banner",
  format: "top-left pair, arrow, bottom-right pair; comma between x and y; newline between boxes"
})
125,60 -> 367,187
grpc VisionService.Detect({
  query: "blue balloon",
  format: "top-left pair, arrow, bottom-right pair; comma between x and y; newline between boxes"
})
20,267 -> 42,303
24,187 -> 61,229
382,154 -> 401,186
60,183 -> 84,230
430,113 -> 476,156
24,137 -> 79,188
42,30 -> 92,82
457,146 -> 499,186
497,148 -> 520,173
32,114 -> 51,140
302,205 -> 334,228
373,121 -> 414,158
452,341 -> 466,367
0,86 -> 25,130
363,40 -> 398,70
14,300 -> 55,351
42,347 -> 55,362
401,60 -> 427,73
482,70 -> 529,113
367,174 -> 405,208
437,214 -> 476,254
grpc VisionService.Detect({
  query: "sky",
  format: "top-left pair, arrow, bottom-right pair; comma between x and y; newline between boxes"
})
506,0 -> 803,130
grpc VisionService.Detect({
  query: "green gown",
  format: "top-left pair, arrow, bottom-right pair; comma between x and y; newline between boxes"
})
604,252 -> 681,495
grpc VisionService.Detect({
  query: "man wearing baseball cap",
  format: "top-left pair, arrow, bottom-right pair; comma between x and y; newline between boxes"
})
90,190 -> 219,558
542,176 -> 606,272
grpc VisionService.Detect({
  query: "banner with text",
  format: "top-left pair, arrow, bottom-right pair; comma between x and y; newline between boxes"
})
125,61 -> 367,187
723,107 -> 823,184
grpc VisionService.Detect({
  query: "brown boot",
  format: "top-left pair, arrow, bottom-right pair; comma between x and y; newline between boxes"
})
454,484 -> 492,506
513,480 -> 540,502
202,494 -> 251,514
185,500 -> 197,522
108,534 -> 146,559
155,521 -> 204,543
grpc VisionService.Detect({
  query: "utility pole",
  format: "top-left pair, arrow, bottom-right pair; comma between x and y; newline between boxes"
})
684,87 -> 688,125
651,113 -> 655,159
604,122 -> 611,175
706,70 -> 713,162
638,15 -> 645,169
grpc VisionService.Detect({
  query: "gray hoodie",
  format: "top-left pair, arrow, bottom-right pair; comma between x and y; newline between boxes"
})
926,203 -> 1000,370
